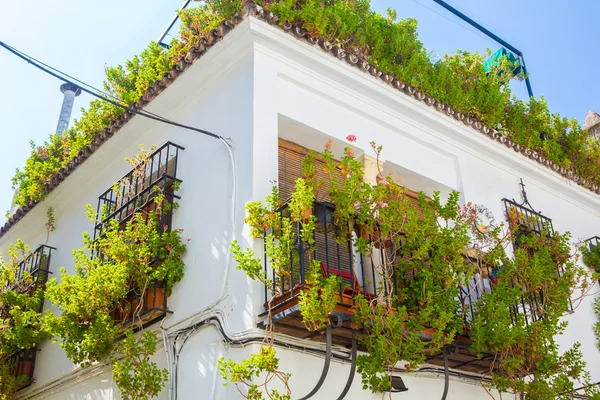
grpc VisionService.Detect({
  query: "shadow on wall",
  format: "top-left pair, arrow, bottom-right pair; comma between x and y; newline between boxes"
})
179,326 -> 227,397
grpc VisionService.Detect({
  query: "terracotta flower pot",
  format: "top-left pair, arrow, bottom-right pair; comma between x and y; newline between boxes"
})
302,209 -> 312,224
20,360 -> 33,378
146,285 -> 166,310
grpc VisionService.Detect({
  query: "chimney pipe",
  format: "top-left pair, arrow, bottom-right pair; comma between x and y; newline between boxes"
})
56,83 -> 81,134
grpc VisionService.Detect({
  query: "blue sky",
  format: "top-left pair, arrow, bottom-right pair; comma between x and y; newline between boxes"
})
0,0 -> 598,223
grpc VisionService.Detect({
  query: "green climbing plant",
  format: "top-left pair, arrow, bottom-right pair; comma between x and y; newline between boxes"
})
219,151 -> 341,399
581,241 -> 600,350
42,145 -> 187,400
9,0 -> 600,214
0,240 -> 48,400
469,209 -> 598,399
225,134 -> 599,399
13,0 -> 600,212
112,330 -> 169,400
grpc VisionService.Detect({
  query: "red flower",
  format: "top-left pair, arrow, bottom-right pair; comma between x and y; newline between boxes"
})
346,134 -> 357,143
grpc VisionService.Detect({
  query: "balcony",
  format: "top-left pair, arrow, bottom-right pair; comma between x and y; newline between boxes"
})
6,349 -> 37,390
586,236 -> 600,252
260,199 -> 575,374
3,245 -> 55,390
93,142 -> 184,331
10,244 -> 55,297
109,281 -> 168,331
93,141 -> 184,241
501,198 -> 573,318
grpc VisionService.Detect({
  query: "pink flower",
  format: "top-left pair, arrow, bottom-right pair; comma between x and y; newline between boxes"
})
379,202 -> 388,208
346,134 -> 357,143
345,148 -> 354,157
379,178 -> 390,185
325,138 -> 334,151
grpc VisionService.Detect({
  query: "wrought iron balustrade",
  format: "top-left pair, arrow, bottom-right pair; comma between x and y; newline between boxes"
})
11,244 -> 55,292
500,197 -> 573,325
93,142 -> 184,241
92,142 -> 184,331
6,348 -> 37,390
261,199 -> 563,331
585,236 -> 600,252
1,245 -> 54,391
264,201 -> 359,315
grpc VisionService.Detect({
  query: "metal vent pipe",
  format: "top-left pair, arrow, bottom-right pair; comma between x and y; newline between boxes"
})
56,83 -> 81,133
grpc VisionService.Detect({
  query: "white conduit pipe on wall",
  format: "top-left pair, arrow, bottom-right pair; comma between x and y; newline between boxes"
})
18,310 -> 487,400
163,136 -> 237,400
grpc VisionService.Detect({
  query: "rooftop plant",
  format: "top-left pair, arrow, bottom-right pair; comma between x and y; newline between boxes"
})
226,136 -> 600,399
7,0 -> 600,218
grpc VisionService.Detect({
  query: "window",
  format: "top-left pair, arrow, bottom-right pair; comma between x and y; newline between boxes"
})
3,245 -> 55,390
93,142 -> 183,330
501,196 -> 572,324
93,142 -> 184,241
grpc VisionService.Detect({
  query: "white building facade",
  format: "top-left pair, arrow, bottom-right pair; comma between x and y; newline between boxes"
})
2,14 -> 599,400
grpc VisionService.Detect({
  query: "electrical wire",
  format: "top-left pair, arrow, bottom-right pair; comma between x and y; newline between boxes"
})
0,39 -> 242,400
408,0 -> 498,49
164,137 -> 236,400
441,346 -> 450,400
0,39 -> 223,141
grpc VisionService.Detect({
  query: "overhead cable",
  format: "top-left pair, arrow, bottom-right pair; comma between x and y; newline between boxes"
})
0,39 -> 224,142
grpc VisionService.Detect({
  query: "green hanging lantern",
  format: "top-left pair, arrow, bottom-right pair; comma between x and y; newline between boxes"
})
484,47 -> 522,77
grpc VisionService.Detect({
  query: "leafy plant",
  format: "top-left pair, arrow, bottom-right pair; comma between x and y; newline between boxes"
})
112,330 -> 168,400
221,154 -> 345,398
0,241 -> 47,400
218,346 -> 291,400
225,135 -> 600,399
582,241 -> 600,274
469,214 -> 598,399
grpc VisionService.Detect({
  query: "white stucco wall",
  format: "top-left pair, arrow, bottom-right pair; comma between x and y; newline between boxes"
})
2,17 -> 598,400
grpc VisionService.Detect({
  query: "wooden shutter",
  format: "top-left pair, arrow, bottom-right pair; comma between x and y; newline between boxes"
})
278,139 -> 342,203
278,139 -> 428,289
278,139 -> 352,284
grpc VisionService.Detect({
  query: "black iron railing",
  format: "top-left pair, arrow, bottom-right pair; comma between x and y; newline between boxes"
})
503,198 -> 553,237
10,245 -> 55,294
262,199 -> 566,331
93,142 -> 183,330
501,198 -> 573,325
585,236 -> 600,252
2,245 -> 55,390
264,201 -> 359,315
262,201 -> 478,324
457,264 -> 549,327
6,348 -> 37,390
93,142 -> 184,241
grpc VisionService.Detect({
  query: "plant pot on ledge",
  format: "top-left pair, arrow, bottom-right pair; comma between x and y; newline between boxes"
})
129,283 -> 166,318
111,282 -> 167,327
301,209 -> 312,224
